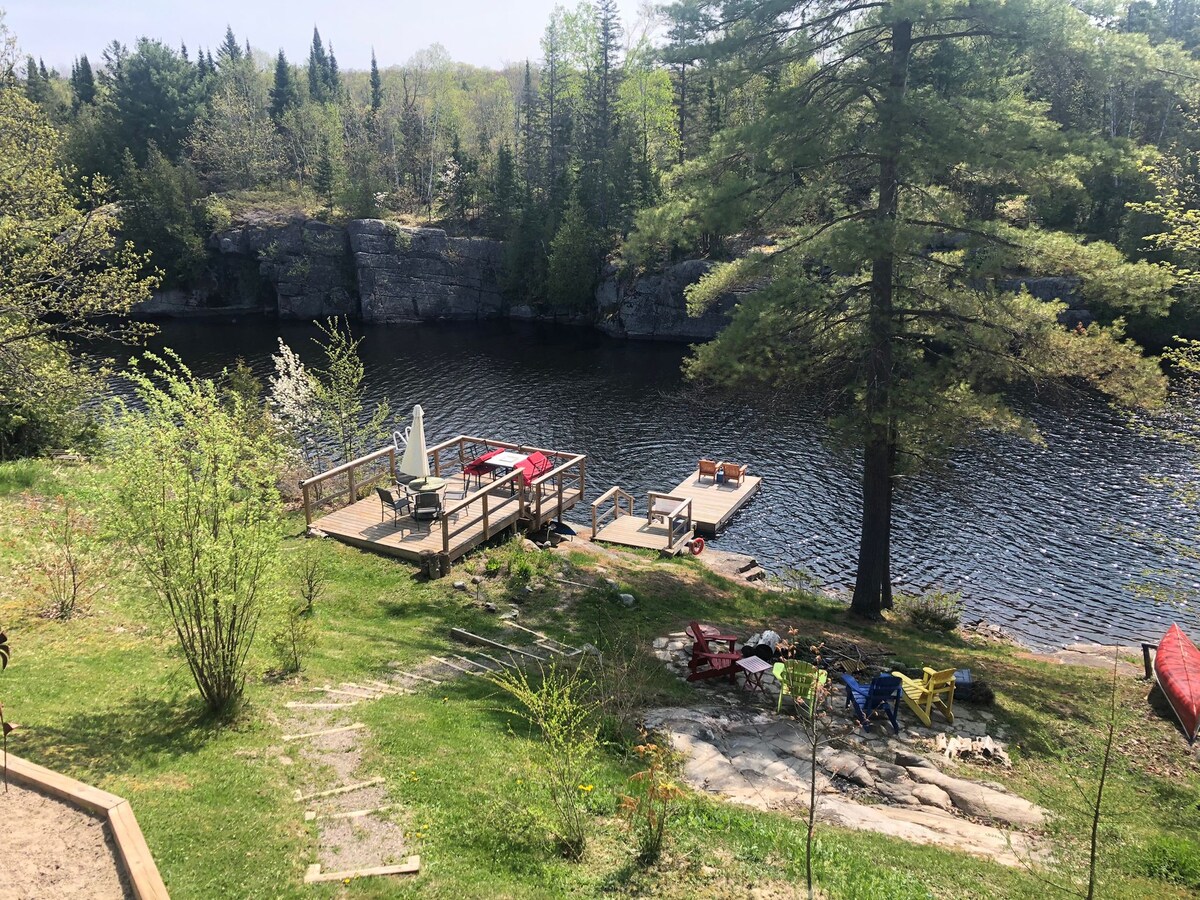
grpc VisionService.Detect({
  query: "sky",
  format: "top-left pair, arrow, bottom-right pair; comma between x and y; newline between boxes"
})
4,0 -> 653,73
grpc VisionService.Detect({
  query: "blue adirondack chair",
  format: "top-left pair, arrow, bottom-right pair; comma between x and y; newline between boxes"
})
840,673 -> 902,733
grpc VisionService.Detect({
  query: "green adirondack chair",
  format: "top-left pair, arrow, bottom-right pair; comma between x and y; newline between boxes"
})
772,659 -> 828,713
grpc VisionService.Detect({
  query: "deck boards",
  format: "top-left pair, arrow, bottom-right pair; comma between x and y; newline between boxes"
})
312,474 -> 582,563
669,470 -> 762,533
592,514 -> 689,555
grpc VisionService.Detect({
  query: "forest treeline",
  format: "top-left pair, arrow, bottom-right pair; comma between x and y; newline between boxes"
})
15,0 -> 1200,325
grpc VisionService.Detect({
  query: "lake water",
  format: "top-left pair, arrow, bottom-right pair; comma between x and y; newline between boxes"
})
112,318 -> 1200,650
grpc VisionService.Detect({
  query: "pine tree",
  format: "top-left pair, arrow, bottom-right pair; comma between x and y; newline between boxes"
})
519,60 -> 538,196
327,44 -> 340,98
369,49 -> 382,115
546,190 -> 600,311
314,138 -> 336,208
70,55 -> 96,106
38,59 -> 49,82
180,42 -> 189,63
308,27 -> 328,102
270,50 -> 298,122
636,0 -> 1174,619
23,56 -> 48,106
219,25 -> 242,65
590,0 -> 623,228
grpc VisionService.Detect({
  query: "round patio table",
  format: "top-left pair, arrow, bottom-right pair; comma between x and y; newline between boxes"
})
406,476 -> 447,493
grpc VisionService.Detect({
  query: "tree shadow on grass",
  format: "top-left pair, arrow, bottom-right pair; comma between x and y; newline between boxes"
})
16,691 -> 219,778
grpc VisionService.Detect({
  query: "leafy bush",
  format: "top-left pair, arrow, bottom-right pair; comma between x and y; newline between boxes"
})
893,590 -> 964,632
24,497 -> 105,620
108,354 -> 286,715
490,661 -> 599,859
1141,835 -> 1200,889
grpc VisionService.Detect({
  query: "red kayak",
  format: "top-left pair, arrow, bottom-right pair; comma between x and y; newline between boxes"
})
1154,624 -> 1200,744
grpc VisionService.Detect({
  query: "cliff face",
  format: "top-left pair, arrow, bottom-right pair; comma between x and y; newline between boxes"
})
136,215 -> 735,342
347,220 -> 505,323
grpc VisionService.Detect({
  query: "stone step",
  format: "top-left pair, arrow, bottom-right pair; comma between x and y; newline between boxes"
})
742,566 -> 767,582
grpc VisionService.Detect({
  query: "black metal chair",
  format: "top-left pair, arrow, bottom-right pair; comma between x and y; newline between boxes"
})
375,486 -> 410,524
412,490 -> 442,522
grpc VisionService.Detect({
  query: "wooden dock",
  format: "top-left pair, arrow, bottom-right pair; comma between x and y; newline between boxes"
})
668,469 -> 762,534
588,467 -> 761,555
302,437 -> 586,565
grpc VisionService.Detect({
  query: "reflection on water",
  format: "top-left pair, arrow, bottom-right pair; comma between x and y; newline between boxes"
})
105,318 -> 1200,649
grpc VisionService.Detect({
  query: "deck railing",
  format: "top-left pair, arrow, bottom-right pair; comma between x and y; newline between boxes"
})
439,468 -> 525,554
529,454 -> 587,526
300,446 -> 396,526
591,486 -> 635,539
647,492 -> 693,552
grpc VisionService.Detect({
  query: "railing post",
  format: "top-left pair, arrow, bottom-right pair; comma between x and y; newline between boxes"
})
348,465 -> 357,506
483,492 -> 490,538
556,473 -> 564,520
441,515 -> 449,554
389,446 -> 396,482
433,452 -> 441,477
591,502 -> 598,539
302,482 -> 312,527
579,458 -> 586,499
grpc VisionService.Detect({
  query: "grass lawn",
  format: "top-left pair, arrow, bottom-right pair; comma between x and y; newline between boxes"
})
0,459 -> 1198,899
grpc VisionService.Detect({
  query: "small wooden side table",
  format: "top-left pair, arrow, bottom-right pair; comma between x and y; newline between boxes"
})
736,655 -> 772,694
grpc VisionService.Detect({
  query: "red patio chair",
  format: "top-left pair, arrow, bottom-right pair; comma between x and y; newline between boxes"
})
686,620 -> 743,683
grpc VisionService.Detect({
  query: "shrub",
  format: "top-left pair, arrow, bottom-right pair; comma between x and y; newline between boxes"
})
893,590 -> 963,632
0,460 -> 42,497
620,731 -> 685,862
270,599 -> 312,676
296,545 -> 326,615
108,353 -> 286,715
26,497 -> 105,620
490,661 -> 599,859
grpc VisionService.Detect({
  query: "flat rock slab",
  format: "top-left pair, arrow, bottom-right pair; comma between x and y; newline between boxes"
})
646,706 -> 1047,866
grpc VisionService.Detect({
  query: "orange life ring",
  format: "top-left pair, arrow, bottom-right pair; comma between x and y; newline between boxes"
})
689,537 -> 705,555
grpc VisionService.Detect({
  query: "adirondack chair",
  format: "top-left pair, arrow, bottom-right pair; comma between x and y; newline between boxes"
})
772,659 -> 828,713
840,673 -> 902,733
890,667 -> 956,726
721,462 -> 748,486
686,620 -> 742,683
698,459 -> 720,482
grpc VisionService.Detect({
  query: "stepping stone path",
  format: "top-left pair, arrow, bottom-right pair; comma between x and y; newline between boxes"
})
649,631 -> 1047,866
276,670 -> 442,886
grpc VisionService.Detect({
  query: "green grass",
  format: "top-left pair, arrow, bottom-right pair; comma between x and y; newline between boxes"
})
0,459 -> 1197,898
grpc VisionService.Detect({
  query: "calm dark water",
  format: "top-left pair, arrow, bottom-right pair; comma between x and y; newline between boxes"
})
112,318 -> 1200,650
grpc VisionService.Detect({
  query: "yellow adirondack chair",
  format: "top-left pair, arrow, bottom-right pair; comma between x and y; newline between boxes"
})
891,667 -> 956,726
773,659 -> 828,714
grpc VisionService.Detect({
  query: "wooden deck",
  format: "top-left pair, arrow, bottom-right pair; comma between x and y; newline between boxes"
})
668,469 -> 762,534
302,436 -> 587,565
591,514 -> 689,556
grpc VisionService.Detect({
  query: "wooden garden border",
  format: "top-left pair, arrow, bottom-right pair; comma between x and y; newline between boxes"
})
4,753 -> 170,900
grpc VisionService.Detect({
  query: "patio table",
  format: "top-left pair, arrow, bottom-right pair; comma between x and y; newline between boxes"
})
737,655 -> 772,694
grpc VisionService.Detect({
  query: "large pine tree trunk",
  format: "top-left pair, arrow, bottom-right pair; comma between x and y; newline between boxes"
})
850,18 -> 911,620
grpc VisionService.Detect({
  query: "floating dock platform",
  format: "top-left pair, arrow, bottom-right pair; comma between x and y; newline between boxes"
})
668,469 -> 762,534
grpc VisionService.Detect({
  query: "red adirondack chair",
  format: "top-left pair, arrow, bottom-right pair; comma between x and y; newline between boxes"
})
686,621 -> 742,683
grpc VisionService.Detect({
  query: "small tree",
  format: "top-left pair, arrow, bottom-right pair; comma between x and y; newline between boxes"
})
271,319 -> 390,468
108,353 -> 285,715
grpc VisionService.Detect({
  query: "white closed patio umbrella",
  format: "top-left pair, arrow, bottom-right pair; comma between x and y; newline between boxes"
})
397,404 -> 430,480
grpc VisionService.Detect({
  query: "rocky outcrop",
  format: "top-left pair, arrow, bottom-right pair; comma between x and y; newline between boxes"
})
998,275 -> 1092,327
346,220 -> 505,323
596,259 -> 739,341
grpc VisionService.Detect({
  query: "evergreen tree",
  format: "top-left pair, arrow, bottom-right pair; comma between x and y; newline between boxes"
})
546,190 -> 599,311
23,55 -> 46,105
370,49 -> 382,115
118,143 -> 207,287
108,38 -> 201,166
270,49 -> 298,122
327,44 -> 340,97
218,25 -> 242,65
38,58 -> 48,82
314,137 -> 337,208
308,27 -> 329,102
70,55 -> 96,106
635,0 -> 1175,619
180,42 -> 189,62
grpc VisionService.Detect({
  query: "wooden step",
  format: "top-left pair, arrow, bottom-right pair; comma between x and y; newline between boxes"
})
736,557 -> 759,574
304,856 -> 420,883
